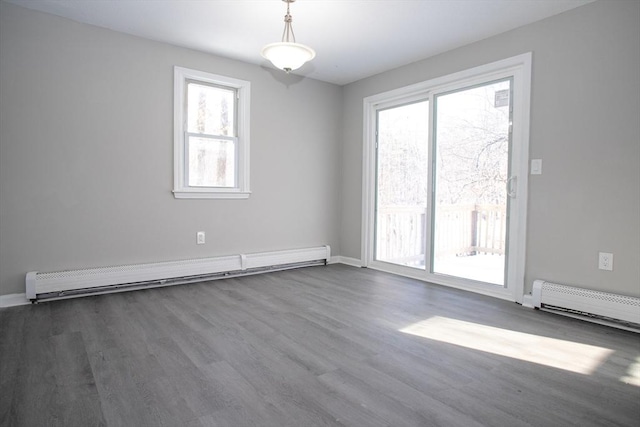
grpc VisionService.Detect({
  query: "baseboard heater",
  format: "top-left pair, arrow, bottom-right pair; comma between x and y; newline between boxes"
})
532,280 -> 640,332
26,245 -> 330,303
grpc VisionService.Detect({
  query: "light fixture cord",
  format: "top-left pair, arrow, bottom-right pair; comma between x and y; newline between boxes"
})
281,0 -> 297,43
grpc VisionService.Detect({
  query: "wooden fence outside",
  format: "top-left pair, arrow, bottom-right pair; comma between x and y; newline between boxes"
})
376,204 -> 506,265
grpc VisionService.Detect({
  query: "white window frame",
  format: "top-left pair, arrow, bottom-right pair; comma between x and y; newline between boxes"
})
173,66 -> 251,199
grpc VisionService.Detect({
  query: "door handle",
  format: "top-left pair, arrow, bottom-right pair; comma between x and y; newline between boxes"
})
507,176 -> 517,198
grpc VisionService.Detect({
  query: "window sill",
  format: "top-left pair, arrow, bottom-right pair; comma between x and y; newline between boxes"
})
173,190 -> 251,200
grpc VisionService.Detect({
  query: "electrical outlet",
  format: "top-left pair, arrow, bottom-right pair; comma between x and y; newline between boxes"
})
196,231 -> 205,245
598,252 -> 613,271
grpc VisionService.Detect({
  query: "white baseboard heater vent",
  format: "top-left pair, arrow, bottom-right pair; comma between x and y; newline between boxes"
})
532,280 -> 640,332
26,245 -> 330,303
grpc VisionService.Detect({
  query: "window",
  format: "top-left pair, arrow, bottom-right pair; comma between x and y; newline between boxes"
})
173,67 -> 250,199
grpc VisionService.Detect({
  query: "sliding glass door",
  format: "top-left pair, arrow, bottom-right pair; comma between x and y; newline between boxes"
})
364,54 -> 531,301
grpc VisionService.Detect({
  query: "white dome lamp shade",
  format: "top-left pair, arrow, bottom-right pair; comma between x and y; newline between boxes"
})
261,42 -> 315,73
261,0 -> 316,73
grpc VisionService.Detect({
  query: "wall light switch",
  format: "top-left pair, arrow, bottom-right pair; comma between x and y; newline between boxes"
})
531,159 -> 542,175
197,231 -> 205,245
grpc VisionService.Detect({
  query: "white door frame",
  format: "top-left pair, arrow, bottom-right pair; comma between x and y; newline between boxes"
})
361,53 -> 532,303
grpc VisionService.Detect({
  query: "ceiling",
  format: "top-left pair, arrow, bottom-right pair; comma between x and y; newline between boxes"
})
6,0 -> 596,85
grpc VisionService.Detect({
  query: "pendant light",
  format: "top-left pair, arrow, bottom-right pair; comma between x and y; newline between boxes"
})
261,0 -> 316,73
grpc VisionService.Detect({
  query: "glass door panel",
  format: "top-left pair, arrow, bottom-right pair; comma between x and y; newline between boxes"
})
375,100 -> 429,268
432,80 -> 512,285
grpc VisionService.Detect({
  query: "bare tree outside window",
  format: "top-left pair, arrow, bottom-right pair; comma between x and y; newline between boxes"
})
433,80 -> 511,285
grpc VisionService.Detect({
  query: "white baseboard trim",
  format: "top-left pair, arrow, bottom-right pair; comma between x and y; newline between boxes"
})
0,293 -> 30,308
26,246 -> 331,302
0,266 -> 530,309
3,255 -> 362,307
521,294 -> 534,308
329,256 -> 362,267
0,256 -> 362,308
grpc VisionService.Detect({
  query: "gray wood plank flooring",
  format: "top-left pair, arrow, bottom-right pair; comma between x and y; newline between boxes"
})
1,264 -> 639,426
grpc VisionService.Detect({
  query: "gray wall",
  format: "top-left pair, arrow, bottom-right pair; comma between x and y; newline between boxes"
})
2,0 -> 639,300
340,0 -> 640,297
0,2 -> 343,295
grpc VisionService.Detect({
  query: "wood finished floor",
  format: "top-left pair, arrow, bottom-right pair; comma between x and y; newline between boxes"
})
1,264 -> 639,426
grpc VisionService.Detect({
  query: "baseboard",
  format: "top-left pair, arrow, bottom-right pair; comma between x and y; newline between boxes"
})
0,293 -> 30,308
329,256 -> 362,267
521,294 -> 534,308
27,246 -> 331,302
4,255 -> 362,307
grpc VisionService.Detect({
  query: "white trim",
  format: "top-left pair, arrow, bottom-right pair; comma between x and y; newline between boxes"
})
521,293 -> 534,308
509,53 -> 532,304
330,256 -> 363,267
0,293 -> 30,308
173,190 -> 251,199
362,53 -> 532,303
26,246 -> 330,302
173,66 -> 251,199
361,99 -> 375,265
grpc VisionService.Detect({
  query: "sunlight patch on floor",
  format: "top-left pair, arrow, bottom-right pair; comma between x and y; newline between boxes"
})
400,316 -> 614,375
620,356 -> 640,386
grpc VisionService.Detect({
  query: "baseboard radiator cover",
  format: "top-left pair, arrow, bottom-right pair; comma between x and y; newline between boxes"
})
532,280 -> 640,332
26,245 -> 330,303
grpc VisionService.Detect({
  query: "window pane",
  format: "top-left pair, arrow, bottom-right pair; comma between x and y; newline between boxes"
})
432,80 -> 511,285
187,137 -> 236,187
187,82 -> 235,136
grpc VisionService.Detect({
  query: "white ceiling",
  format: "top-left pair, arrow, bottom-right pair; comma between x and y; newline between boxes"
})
6,0 -> 596,85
